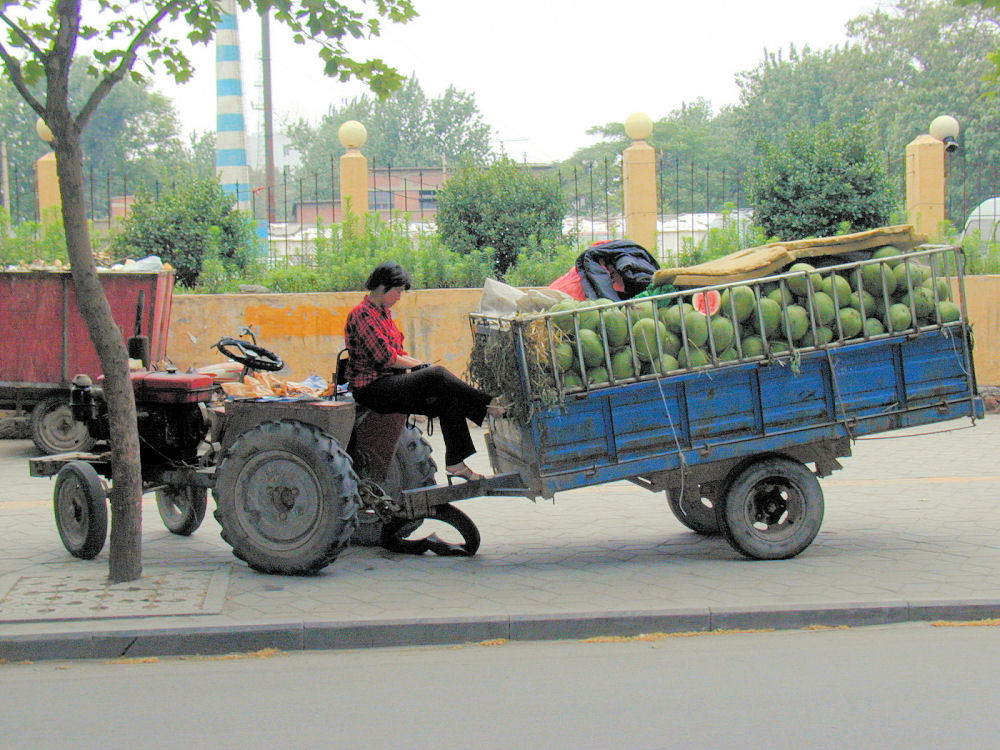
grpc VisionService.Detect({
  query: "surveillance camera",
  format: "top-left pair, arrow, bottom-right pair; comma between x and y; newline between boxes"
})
943,136 -> 959,154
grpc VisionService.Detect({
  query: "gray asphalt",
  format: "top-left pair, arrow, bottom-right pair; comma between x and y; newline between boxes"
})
2,413 -> 1000,662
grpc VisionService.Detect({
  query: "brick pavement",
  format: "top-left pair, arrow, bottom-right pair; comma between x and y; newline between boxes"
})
2,413 -> 999,660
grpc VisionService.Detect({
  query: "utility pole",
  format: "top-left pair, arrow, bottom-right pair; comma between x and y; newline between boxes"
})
260,8 -> 277,224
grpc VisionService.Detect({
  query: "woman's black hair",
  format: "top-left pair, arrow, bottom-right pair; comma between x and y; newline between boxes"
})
365,261 -> 412,291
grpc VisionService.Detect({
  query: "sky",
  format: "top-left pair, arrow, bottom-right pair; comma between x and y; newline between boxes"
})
156,0 -> 885,164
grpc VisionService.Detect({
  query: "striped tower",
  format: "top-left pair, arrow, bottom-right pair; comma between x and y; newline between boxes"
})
215,0 -> 251,211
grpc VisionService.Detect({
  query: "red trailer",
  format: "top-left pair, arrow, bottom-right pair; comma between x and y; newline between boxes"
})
0,269 -> 174,453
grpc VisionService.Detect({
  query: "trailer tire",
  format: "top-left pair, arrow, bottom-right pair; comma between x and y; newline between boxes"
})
53,461 -> 108,559
32,395 -> 93,455
213,420 -> 360,575
353,423 -> 437,546
666,484 -> 720,535
717,457 -> 824,560
156,485 -> 208,536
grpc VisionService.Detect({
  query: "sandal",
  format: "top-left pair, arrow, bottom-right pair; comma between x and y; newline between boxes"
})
445,463 -> 484,484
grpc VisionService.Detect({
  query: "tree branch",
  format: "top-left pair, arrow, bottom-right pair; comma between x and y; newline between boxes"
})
77,0 -> 186,129
0,40 -> 46,119
0,12 -> 47,59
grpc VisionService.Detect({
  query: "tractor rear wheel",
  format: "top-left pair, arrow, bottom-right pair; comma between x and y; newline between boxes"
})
213,420 -> 360,575
353,423 -> 436,546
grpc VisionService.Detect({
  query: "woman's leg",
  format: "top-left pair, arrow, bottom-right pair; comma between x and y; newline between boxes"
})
353,366 -> 493,466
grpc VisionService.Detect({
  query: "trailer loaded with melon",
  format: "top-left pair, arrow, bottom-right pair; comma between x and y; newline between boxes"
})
28,232 -> 984,571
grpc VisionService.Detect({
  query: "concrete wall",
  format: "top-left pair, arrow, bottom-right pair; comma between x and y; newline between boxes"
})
168,278 -> 1000,386
167,288 -> 484,381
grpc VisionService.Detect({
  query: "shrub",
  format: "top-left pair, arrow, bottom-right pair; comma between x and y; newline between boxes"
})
436,157 -> 566,275
112,178 -> 257,286
747,123 -> 893,241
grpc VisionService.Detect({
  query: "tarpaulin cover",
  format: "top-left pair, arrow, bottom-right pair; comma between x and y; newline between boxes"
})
651,225 -> 927,289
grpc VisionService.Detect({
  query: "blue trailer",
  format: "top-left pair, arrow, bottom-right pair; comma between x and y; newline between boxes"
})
459,244 -> 982,560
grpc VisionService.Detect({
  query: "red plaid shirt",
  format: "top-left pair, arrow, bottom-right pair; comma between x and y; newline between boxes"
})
344,295 -> 408,389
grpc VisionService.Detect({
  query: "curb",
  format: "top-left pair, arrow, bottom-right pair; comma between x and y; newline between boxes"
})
4,599 -> 1000,662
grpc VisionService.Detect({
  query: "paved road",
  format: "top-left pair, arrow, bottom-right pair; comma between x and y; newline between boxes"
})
3,621 -> 999,749
2,414 -> 1000,661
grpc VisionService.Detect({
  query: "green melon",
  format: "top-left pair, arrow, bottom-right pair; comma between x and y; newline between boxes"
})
562,371 -> 584,390
630,300 -> 657,320
872,245 -> 903,268
554,340 -> 575,372
659,302 -> 695,332
885,303 -> 913,333
587,366 -> 609,386
632,318 -> 669,362
921,277 -> 952,302
741,334 -> 766,357
786,262 -> 823,296
660,329 -> 682,356
577,300 -> 601,331
709,316 -> 736,352
649,353 -> 680,375
807,291 -> 836,325
720,285 -> 756,322
863,317 -> 886,337
781,304 -> 810,341
681,311 -> 710,348
937,300 -> 961,323
578,328 -> 605,367
548,299 -> 578,334
799,326 -> 833,348
601,308 -> 630,347
752,298 -> 782,336
767,285 -> 795,306
610,348 -> 636,380
835,307 -> 864,339
821,274 -> 853,305
893,262 -> 932,290
861,262 -> 897,295
899,287 -> 935,319
769,340 -> 791,354
717,348 -> 739,362
677,346 -> 709,369
848,289 -> 876,316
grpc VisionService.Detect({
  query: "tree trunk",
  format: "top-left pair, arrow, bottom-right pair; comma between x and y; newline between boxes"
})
52,123 -> 143,583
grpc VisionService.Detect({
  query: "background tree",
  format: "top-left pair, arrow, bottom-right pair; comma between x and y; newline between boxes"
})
0,0 -> 415,583
436,157 -> 566,275
112,177 -> 256,286
286,75 -> 495,175
747,123 -> 893,240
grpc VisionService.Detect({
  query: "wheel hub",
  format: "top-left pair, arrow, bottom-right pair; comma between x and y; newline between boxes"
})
234,450 -> 323,547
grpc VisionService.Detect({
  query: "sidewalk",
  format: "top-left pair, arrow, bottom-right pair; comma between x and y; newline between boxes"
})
2,414 -> 1000,661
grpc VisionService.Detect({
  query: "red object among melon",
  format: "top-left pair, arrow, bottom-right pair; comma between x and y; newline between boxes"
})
692,290 -> 721,316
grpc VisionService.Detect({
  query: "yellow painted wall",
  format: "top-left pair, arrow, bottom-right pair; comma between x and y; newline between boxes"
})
961,275 -> 1000,386
167,288 -> 484,380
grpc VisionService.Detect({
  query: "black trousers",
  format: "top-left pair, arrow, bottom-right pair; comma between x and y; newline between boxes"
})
353,366 -> 493,466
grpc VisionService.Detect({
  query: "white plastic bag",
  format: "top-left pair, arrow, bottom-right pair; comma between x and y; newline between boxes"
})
478,278 -> 569,317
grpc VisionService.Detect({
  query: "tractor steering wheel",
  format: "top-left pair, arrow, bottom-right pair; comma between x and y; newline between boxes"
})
213,337 -> 284,372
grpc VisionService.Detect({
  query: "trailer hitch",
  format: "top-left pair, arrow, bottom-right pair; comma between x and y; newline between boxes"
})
380,503 -> 480,557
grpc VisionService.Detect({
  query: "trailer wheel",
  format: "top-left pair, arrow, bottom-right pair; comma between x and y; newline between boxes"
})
156,485 -> 208,536
32,395 -> 93,455
53,461 -> 108,559
717,457 -> 824,560
666,484 -> 720,535
213,420 -> 360,575
353,424 -> 436,546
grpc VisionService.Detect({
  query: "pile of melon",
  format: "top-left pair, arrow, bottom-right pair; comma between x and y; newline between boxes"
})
542,246 -> 959,391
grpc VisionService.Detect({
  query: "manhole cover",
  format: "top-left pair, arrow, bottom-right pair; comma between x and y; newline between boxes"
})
0,565 -> 230,622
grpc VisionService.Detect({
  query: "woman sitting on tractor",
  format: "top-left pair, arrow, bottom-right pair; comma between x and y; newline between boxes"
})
344,261 -> 504,483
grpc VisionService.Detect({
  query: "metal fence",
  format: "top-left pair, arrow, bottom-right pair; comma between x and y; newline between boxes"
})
5,150 -> 999,263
